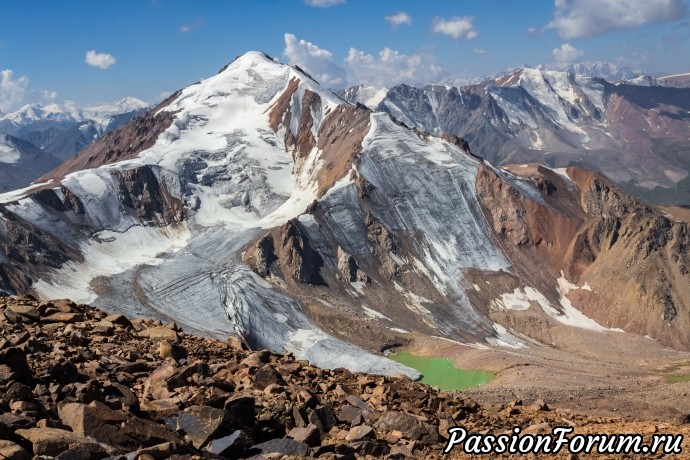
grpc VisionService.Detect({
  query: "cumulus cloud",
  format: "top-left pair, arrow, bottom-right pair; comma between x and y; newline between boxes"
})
282,34 -> 443,88
304,0 -> 345,7
386,12 -> 412,27
40,90 -> 58,102
345,47 -> 443,88
283,33 -> 346,87
432,16 -> 478,40
0,69 -> 30,112
552,43 -> 584,66
473,48 -> 487,55
85,50 -> 116,69
547,0 -> 687,39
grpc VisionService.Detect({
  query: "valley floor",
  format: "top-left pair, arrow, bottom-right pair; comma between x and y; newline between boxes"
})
411,327 -> 690,423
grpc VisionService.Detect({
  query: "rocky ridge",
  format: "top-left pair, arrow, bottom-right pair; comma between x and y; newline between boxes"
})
2,295 -> 689,460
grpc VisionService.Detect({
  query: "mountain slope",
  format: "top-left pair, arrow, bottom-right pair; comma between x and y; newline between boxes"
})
0,51 -> 688,379
0,133 -> 62,192
378,67 -> 690,205
0,98 -> 148,190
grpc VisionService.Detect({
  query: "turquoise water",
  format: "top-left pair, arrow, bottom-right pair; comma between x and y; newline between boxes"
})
389,351 -> 496,390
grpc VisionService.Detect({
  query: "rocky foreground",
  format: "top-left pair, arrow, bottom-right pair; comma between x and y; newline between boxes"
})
1,295 -> 689,459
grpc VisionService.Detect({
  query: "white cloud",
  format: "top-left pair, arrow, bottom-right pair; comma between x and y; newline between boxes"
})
282,34 -> 444,89
473,48 -> 487,55
40,90 -> 58,102
552,43 -> 584,66
304,0 -> 345,6
345,47 -> 443,88
85,50 -> 116,69
179,25 -> 192,33
432,16 -> 478,40
386,12 -> 412,27
548,0 -> 687,39
283,33 -> 346,87
0,69 -> 30,112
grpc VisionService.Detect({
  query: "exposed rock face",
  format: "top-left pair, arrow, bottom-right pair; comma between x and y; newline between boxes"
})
111,165 -> 185,225
245,219 -> 325,285
1,295 -> 687,460
476,164 -> 690,348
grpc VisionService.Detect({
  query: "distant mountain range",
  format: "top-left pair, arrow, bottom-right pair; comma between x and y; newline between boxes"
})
338,66 -> 690,205
565,61 -> 637,81
0,97 -> 148,191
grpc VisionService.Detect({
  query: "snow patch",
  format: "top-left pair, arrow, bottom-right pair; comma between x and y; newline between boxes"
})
486,324 -> 525,349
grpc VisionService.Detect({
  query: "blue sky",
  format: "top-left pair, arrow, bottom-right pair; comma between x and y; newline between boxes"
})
1,0 -> 689,110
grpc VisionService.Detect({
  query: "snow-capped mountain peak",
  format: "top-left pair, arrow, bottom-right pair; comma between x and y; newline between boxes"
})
565,61 -> 636,81
336,84 -> 388,110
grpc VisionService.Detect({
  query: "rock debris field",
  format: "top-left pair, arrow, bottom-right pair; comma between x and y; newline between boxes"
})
1,295 -> 689,459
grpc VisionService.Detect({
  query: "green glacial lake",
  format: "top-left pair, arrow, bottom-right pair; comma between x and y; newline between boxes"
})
389,351 -> 496,391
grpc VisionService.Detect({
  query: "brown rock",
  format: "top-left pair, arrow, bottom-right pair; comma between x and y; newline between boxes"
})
51,299 -> 76,312
375,411 -> 439,444
226,336 -> 247,351
15,427 -> 99,457
41,312 -> 84,323
0,413 -> 34,430
531,399 -> 550,411
253,364 -> 285,390
59,401 -> 180,450
338,406 -> 364,426
7,305 -> 40,321
240,350 -> 270,368
139,326 -> 179,342
103,314 -> 132,328
173,405 -> 226,449
143,362 -> 176,400
250,438 -> 309,457
345,424 -> 374,441
0,347 -> 31,383
158,340 -> 186,361
288,423 -> 321,446
0,440 -> 30,460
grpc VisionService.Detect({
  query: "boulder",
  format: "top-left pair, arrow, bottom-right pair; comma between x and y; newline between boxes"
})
172,405 -> 225,448
288,423 -> 320,446
250,438 -> 310,457
0,440 -> 30,460
15,428 -> 99,457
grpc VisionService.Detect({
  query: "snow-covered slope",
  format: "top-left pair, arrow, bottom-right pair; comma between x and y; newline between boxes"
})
0,133 -> 62,192
2,51 -> 686,377
379,66 -> 690,203
336,84 -> 388,110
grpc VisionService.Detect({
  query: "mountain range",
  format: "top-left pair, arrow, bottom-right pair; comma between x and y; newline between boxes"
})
0,97 -> 148,191
0,51 -> 688,380
351,67 -> 690,205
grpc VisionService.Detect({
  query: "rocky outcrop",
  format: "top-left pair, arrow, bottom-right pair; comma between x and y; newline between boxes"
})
477,164 -> 690,348
245,219 -> 325,285
111,166 -> 185,225
1,294 -> 685,459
